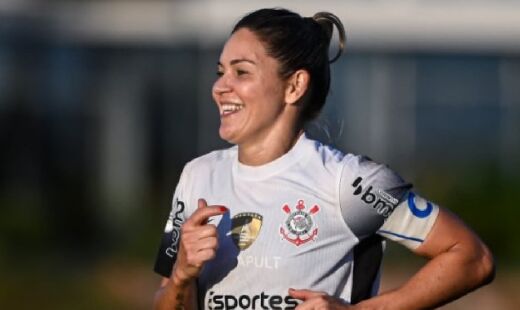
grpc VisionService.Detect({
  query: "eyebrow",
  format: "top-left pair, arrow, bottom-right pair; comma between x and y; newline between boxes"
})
217,58 -> 256,66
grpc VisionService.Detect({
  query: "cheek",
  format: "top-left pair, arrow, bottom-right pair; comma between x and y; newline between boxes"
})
261,81 -> 285,106
248,77 -> 282,100
239,84 -> 257,100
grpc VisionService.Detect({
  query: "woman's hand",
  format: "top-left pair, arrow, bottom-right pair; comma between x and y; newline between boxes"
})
172,198 -> 228,285
289,288 -> 352,309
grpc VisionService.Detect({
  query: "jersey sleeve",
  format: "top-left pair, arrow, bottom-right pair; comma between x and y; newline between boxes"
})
153,164 -> 191,278
339,155 -> 439,250
339,155 -> 412,240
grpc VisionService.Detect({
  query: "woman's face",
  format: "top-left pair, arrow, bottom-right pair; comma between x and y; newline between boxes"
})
212,28 -> 288,145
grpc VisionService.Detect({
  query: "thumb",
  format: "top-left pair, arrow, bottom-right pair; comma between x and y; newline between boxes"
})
288,288 -> 325,301
197,198 -> 208,225
198,198 -> 208,224
198,198 -> 208,209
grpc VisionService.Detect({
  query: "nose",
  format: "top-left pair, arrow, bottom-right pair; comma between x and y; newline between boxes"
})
212,74 -> 232,96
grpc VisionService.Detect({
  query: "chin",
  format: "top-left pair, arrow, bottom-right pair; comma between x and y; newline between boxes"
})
219,128 -> 239,145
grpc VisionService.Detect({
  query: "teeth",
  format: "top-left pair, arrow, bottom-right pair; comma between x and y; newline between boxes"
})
221,103 -> 244,114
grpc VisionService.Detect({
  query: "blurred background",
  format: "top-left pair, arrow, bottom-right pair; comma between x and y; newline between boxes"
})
1,0 -> 519,309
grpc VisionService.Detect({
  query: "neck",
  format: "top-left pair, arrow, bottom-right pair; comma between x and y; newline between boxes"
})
238,128 -> 304,166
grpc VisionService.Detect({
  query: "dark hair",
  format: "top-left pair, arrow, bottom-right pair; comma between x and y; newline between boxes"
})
232,8 -> 346,122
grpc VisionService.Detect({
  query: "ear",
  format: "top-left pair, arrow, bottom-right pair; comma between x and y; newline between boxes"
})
285,69 -> 310,105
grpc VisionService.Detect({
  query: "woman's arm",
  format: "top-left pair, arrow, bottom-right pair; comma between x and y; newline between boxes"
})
290,207 -> 495,309
154,276 -> 197,310
153,199 -> 228,310
355,207 -> 495,309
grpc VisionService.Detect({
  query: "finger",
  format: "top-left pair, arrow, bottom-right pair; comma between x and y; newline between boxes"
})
196,248 -> 217,261
197,199 -> 208,225
198,236 -> 219,250
183,224 -> 218,239
289,288 -> 326,301
294,298 -> 325,310
186,204 -> 228,226
181,229 -> 218,250
184,248 -> 217,268
198,198 -> 207,209
198,199 -> 212,225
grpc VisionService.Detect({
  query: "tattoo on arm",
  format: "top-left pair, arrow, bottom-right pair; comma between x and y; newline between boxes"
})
175,292 -> 185,310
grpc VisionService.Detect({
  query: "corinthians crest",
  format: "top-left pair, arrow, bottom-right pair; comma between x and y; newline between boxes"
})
230,212 -> 263,250
280,200 -> 320,246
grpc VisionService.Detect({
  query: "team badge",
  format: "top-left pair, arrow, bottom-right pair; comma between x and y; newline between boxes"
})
230,212 -> 263,250
280,200 -> 320,246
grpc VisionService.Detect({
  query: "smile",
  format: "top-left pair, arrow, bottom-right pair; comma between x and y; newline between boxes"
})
220,103 -> 244,116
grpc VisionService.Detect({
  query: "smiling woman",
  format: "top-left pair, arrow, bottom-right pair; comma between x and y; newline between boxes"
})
153,8 -> 494,310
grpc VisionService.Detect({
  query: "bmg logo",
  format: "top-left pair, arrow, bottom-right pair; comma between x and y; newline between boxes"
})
351,177 -> 398,218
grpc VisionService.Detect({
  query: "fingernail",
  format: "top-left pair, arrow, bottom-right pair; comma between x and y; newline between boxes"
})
220,207 -> 228,212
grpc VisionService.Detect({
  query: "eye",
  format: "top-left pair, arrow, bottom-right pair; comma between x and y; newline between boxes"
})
216,70 -> 224,77
236,69 -> 249,76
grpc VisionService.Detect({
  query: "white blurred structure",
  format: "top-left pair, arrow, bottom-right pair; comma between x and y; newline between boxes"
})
1,0 -> 519,53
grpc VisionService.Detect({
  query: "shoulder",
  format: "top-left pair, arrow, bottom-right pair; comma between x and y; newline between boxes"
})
173,146 -> 236,204
184,145 -> 236,173
302,135 -> 408,193
337,153 -> 412,239
175,146 -> 236,188
340,154 -> 410,200
301,136 -> 346,174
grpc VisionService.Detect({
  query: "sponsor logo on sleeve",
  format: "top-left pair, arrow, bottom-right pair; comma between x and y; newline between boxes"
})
165,199 -> 185,258
280,200 -> 320,246
351,177 -> 398,218
407,192 -> 434,218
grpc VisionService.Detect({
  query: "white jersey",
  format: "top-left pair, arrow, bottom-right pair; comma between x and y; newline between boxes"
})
154,134 -> 439,309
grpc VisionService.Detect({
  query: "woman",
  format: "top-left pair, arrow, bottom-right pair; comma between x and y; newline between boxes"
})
153,8 -> 494,309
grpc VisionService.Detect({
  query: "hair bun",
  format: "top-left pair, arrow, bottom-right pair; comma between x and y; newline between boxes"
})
312,12 -> 346,63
